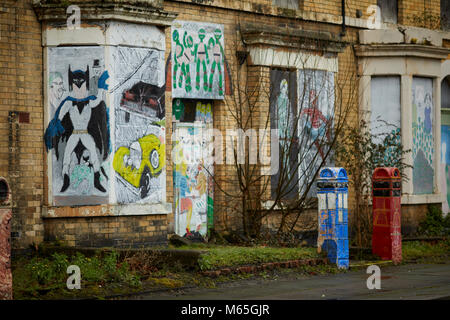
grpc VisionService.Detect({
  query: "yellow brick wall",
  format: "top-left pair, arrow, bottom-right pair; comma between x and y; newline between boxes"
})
0,0 -> 44,249
44,214 -> 168,247
399,0 -> 441,28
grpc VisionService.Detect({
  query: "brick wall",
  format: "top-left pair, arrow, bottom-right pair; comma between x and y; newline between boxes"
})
44,214 -> 168,248
399,0 -> 441,28
0,0 -> 44,249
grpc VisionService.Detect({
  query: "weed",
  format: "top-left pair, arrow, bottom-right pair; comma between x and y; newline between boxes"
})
417,205 -> 450,236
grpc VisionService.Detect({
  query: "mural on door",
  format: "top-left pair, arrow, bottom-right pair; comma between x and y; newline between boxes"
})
173,100 -> 213,239
412,77 -> 434,194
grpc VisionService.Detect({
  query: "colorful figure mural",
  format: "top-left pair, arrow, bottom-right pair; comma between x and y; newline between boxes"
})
111,46 -> 166,204
173,101 -> 214,239
45,47 -> 110,205
412,77 -> 434,194
441,125 -> 450,213
298,69 -> 334,197
172,21 -> 225,100
269,69 -> 298,199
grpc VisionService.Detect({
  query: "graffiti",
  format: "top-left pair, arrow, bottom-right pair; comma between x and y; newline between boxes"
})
412,77 -> 434,194
269,69 -> 298,199
113,133 -> 165,200
172,21 -> 225,99
111,46 -> 166,204
173,98 -> 186,121
298,69 -> 334,197
45,47 -> 110,205
196,101 -> 212,123
49,72 -> 65,116
441,125 -> 450,213
173,101 -> 214,239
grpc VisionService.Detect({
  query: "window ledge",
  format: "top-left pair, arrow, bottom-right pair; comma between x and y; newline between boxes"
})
42,203 -> 172,218
401,194 -> 442,205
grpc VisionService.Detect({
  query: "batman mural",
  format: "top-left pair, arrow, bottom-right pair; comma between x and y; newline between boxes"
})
45,47 -> 111,205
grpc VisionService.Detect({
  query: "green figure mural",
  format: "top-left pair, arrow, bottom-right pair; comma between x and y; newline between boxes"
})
173,30 -> 194,92
171,21 -> 226,100
208,29 -> 224,96
194,28 -> 210,91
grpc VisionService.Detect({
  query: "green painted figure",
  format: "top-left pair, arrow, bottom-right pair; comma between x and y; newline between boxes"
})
208,29 -> 224,96
174,30 -> 194,93
194,28 -> 210,91
173,30 -> 182,90
173,99 -> 185,121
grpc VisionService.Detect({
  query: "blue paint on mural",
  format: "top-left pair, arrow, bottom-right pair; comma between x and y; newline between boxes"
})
441,125 -> 450,211
412,77 -> 434,194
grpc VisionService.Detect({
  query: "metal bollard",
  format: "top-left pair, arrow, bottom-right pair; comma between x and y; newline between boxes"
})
372,167 -> 402,264
0,177 -> 12,300
317,167 -> 349,269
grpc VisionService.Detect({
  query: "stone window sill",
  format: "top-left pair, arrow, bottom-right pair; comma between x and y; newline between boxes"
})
42,202 -> 172,218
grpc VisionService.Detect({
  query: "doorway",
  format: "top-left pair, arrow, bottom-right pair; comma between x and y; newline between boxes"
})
172,99 -> 214,239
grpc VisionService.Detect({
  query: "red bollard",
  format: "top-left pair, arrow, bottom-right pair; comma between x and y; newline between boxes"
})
0,178 -> 12,300
372,168 -> 402,264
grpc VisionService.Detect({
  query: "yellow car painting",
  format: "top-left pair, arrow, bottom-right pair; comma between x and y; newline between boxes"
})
113,134 -> 165,198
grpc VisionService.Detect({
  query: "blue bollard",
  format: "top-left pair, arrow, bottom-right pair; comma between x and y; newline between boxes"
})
317,167 -> 349,269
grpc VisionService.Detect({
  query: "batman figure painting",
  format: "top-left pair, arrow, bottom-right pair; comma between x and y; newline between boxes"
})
44,64 -> 111,195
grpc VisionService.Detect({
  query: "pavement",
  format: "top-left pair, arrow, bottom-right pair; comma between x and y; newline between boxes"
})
133,261 -> 450,300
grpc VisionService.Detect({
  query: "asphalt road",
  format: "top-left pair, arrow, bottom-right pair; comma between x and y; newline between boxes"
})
135,261 -> 450,300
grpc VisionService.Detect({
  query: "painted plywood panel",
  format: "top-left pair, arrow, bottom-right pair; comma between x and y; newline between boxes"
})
269,69 -> 298,199
45,46 -> 110,205
370,76 -> 401,143
171,21 -> 225,100
173,120 -> 214,239
412,77 -> 434,195
110,46 -> 166,204
298,69 -> 335,197
441,125 -> 450,213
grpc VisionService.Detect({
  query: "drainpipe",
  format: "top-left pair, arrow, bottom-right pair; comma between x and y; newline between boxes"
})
340,0 -> 346,37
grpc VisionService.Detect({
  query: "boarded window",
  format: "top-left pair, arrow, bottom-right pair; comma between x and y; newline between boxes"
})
412,77 -> 434,195
272,0 -> 299,10
370,76 -> 401,144
442,0 -> 450,31
442,77 -> 450,109
377,0 -> 398,24
270,68 -> 298,200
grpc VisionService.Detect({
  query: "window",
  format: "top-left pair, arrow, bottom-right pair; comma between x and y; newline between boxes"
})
412,77 -> 434,195
370,76 -> 401,144
272,0 -> 299,10
442,0 -> 450,31
377,0 -> 398,24
442,77 -> 450,109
